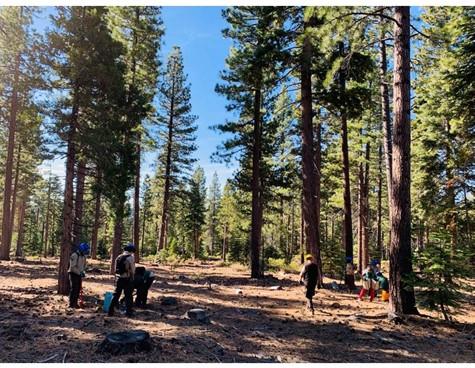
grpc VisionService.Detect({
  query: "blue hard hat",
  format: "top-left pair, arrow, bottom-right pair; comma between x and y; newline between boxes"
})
124,243 -> 136,253
78,242 -> 90,255
346,256 -> 353,262
371,259 -> 379,266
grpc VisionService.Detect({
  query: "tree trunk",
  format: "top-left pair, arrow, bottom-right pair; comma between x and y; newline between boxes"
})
358,142 -> 371,272
377,131 -> 383,260
380,30 -> 393,257
41,220 -> 46,257
91,173 -> 102,260
250,83 -> 263,279
110,213 -> 124,275
301,18 -> 322,283
445,119 -> 457,254
158,92 -> 174,252
314,113 -> 323,285
9,142 -> 22,244
50,208 -> 56,257
362,142 -> 370,269
73,159 -> 86,245
358,158 -> 364,274
133,136 -> 141,263
339,42 -> 353,268
222,224 -> 227,262
43,177 -> 52,258
0,44 -> 21,261
141,197 -> 147,258
389,6 -> 417,317
300,198 -> 305,264
291,199 -> 296,256
15,198 -> 26,258
58,89 -> 79,295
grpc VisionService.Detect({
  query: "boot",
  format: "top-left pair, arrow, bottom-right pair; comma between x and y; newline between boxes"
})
358,288 -> 367,301
369,288 -> 375,302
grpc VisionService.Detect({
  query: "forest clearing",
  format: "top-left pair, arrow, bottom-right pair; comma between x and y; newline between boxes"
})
1,257 -> 474,363
1,5 -> 475,364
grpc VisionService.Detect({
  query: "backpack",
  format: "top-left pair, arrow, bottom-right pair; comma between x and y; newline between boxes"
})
115,254 -> 130,275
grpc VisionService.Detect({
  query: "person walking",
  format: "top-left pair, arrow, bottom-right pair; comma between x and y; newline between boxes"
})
299,254 -> 319,314
108,244 -> 136,317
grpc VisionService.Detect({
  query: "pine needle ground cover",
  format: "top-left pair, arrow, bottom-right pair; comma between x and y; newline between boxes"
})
0,258 -> 473,363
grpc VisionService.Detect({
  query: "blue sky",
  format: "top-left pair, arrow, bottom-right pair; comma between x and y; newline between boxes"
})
38,6 -> 236,189
145,6 -> 236,187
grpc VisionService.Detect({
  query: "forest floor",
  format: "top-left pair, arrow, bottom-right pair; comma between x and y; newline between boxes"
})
0,257 -> 474,363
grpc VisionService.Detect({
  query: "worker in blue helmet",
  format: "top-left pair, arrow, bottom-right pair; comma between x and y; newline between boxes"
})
68,242 -> 89,308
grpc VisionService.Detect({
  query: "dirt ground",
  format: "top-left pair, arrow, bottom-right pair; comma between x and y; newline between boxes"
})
0,257 -> 474,363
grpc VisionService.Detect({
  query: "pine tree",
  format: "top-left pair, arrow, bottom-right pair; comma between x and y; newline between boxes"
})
186,167 -> 206,259
0,7 -> 45,260
156,46 -> 198,252
216,7 -> 290,278
108,7 -> 163,262
48,6 -> 129,288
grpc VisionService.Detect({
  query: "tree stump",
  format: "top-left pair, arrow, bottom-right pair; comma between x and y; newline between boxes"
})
96,330 -> 151,355
186,308 -> 210,323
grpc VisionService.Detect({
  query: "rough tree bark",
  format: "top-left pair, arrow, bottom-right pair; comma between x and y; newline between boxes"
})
91,172 -> 102,260
380,29 -> 393,257
110,207 -> 124,275
15,198 -> 26,258
362,142 -> 370,269
222,224 -> 227,262
58,90 -> 79,295
43,178 -> 52,258
0,46 -> 21,261
339,41 -> 354,268
389,6 -> 418,317
301,18 -> 323,284
358,141 -> 370,273
250,82 -> 263,279
445,119 -> 457,254
314,114 -> 323,286
377,136 -> 383,259
157,86 -> 174,252
133,137 -> 141,263
72,159 -> 86,245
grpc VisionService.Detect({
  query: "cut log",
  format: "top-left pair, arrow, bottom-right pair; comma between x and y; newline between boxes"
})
96,330 -> 152,355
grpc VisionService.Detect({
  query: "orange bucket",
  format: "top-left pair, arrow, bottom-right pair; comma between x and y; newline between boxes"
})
381,290 -> 389,302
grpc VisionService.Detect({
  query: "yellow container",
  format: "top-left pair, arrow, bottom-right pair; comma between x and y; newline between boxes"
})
381,290 -> 389,302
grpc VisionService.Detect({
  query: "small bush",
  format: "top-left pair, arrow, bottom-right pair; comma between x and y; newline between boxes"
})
267,257 -> 301,273
407,232 -> 474,321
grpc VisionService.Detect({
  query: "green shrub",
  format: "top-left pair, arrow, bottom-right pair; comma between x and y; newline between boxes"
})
267,257 -> 301,273
407,232 -> 474,321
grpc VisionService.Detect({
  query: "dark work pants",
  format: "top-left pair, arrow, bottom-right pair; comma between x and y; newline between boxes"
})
109,277 -> 133,316
69,272 -> 82,308
135,278 -> 154,307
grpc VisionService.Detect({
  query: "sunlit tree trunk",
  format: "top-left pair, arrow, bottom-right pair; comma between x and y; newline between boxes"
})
0,44 -> 21,261
389,6 -> 418,317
